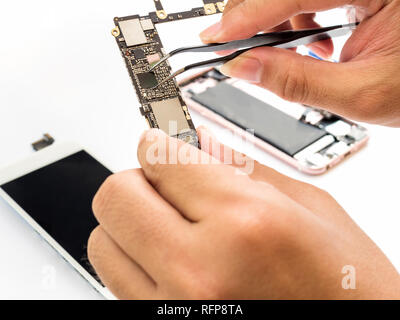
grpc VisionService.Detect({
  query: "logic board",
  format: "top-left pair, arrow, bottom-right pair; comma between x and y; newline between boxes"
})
112,1 -> 226,147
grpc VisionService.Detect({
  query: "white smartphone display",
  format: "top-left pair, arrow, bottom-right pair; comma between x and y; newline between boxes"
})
0,143 -> 113,298
181,68 -> 369,175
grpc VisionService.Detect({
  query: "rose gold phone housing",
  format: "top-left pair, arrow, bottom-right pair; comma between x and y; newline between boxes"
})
180,70 -> 369,175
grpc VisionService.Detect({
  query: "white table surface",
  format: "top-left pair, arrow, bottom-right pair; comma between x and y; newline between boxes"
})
0,1 -> 398,299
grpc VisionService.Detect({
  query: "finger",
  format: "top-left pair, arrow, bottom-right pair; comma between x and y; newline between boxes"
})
214,21 -> 293,55
263,21 -> 297,52
223,0 -> 245,15
197,125 -> 255,175
291,13 -> 334,58
197,126 -> 345,216
266,20 -> 292,33
137,129 -> 256,221
219,46 -> 374,121
88,227 -> 157,300
200,0 -> 380,43
198,125 -> 301,184
215,49 -> 236,56
262,20 -> 296,51
92,169 -> 192,279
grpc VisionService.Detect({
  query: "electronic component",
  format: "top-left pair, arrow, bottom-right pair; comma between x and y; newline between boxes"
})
180,68 -> 369,174
147,53 -> 161,65
325,120 -> 352,137
192,82 -> 327,156
132,48 -> 146,60
32,134 -> 55,151
118,18 -> 148,47
137,72 -> 158,89
0,147 -> 112,293
140,18 -> 154,31
112,1 -> 224,148
150,98 -> 191,135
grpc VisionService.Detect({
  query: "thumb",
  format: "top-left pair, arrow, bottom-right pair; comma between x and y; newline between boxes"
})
220,47 -> 359,113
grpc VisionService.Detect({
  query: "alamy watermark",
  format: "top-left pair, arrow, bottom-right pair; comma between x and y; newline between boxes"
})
341,265 -> 356,290
41,265 -> 56,291
143,121 -> 256,175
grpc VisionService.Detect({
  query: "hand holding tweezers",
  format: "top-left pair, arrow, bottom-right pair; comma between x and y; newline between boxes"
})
150,22 -> 358,88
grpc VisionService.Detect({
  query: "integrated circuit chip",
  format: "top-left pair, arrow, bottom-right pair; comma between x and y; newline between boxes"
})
137,72 -> 158,89
132,48 -> 146,59
118,19 -> 147,47
150,98 -> 190,135
140,18 -> 154,31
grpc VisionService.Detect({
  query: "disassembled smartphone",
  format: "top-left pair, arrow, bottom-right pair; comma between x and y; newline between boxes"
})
180,68 -> 369,174
112,0 -> 368,174
112,0 -> 226,148
0,142 -> 114,299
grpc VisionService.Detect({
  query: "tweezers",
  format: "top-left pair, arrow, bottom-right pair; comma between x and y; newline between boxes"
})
150,22 -> 358,88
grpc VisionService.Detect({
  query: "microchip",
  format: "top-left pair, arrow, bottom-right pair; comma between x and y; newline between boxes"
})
150,98 -> 190,135
118,18 -> 147,47
140,19 -> 154,31
137,72 -> 158,89
132,48 -> 145,59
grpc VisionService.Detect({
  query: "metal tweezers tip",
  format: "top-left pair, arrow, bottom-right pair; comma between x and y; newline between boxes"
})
149,53 -> 171,72
150,68 -> 185,89
150,75 -> 172,89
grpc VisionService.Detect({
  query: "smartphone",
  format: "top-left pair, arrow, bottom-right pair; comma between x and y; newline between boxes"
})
180,68 -> 369,175
0,142 -> 114,299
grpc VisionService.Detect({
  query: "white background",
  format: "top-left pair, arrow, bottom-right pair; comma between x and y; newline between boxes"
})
0,1 -> 399,299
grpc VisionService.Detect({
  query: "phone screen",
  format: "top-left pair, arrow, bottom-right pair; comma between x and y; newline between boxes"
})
0,150 -> 112,284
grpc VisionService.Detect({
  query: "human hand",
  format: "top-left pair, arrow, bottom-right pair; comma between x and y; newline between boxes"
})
88,128 -> 400,299
200,0 -> 400,127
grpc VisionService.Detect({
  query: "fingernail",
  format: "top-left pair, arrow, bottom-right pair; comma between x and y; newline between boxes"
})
200,21 -> 223,42
220,57 -> 263,83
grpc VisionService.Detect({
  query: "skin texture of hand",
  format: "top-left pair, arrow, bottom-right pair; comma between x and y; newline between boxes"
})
200,0 -> 400,127
88,128 -> 400,299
